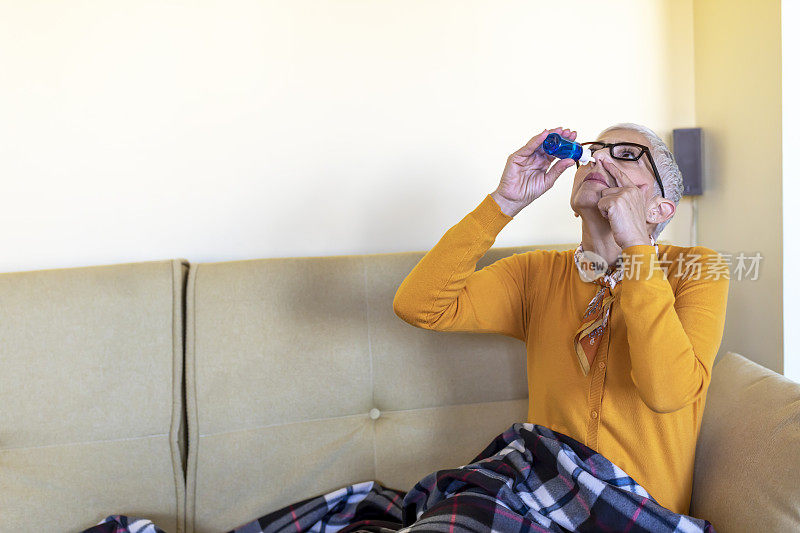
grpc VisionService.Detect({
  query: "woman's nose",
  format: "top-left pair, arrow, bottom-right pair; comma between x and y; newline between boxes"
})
593,152 -> 611,166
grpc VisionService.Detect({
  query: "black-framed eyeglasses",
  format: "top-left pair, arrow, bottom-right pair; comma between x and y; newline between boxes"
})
579,141 -> 665,198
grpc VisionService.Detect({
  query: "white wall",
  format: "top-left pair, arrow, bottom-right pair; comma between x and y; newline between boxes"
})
0,0 -> 695,273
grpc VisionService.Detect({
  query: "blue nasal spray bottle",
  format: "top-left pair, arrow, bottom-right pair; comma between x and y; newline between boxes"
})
542,133 -> 595,166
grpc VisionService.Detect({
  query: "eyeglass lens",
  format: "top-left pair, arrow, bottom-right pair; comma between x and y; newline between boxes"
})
587,143 -> 642,160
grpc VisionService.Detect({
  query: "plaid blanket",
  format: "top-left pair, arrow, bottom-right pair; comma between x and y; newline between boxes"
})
82,515 -> 165,533
400,423 -> 715,532
231,481 -> 406,533
85,423 -> 716,533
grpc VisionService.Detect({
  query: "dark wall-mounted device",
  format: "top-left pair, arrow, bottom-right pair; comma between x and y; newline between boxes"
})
672,127 -> 703,196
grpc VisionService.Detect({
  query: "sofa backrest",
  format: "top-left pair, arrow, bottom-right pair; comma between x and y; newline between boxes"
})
183,244 -> 569,532
0,259 -> 188,533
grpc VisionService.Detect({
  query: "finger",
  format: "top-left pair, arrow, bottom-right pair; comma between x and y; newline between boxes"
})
512,129 -> 551,158
596,197 -> 615,219
600,158 -> 633,188
557,127 -> 578,140
596,200 -> 610,219
601,160 -> 650,205
546,126 -> 569,138
599,187 -> 624,197
561,128 -> 578,143
543,156 -> 576,186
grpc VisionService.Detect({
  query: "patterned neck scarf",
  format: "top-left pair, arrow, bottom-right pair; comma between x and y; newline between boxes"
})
572,236 -> 658,376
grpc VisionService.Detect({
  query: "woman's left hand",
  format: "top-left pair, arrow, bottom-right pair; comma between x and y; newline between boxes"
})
596,159 -> 652,249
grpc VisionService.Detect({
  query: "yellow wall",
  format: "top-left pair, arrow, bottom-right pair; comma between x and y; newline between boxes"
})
693,0 -> 782,371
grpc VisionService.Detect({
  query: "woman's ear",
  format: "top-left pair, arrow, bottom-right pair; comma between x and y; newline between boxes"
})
647,198 -> 676,224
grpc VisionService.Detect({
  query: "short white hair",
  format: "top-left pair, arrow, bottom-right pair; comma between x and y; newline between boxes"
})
597,122 -> 684,241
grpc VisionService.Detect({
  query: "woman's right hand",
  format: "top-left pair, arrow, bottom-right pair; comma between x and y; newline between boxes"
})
491,127 -> 578,217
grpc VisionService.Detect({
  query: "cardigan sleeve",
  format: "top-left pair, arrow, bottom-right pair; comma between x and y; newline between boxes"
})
615,244 -> 730,414
392,193 -> 529,342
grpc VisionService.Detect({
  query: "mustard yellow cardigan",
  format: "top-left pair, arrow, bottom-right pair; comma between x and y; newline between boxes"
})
393,193 -> 729,515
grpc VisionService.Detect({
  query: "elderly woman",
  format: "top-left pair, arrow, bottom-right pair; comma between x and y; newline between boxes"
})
392,123 -> 729,516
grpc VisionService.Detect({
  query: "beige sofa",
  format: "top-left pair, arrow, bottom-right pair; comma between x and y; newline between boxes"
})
2,245 -> 799,533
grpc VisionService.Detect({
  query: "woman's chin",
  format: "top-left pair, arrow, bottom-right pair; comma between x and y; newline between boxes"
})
572,197 -> 600,211
571,205 -> 605,219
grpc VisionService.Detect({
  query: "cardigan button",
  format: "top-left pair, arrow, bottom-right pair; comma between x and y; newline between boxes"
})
598,362 -> 606,370
591,410 -> 598,419
369,408 -> 381,420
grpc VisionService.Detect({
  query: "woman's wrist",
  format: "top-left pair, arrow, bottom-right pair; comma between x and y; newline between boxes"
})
490,191 -> 527,218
